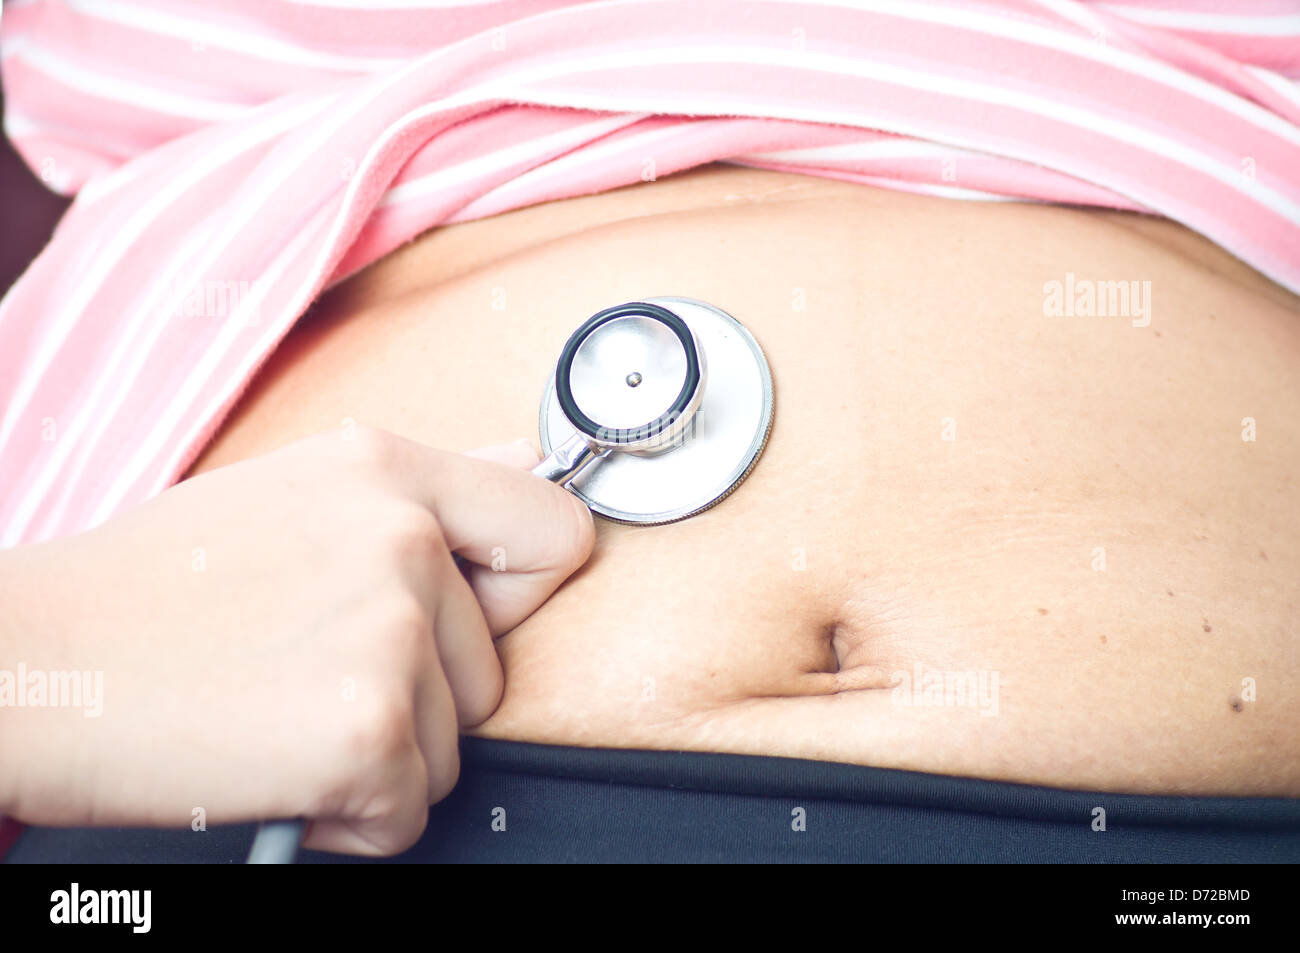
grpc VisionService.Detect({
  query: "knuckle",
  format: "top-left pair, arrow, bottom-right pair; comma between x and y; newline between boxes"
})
342,425 -> 397,471
349,784 -> 428,857
345,696 -> 418,766
383,504 -> 447,559
364,595 -> 434,676
376,600 -> 433,668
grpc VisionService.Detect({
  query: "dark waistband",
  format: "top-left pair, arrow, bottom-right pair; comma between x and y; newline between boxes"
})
458,738 -> 1300,830
9,739 -> 1300,863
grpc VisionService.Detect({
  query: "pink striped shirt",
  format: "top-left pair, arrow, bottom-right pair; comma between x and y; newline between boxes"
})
0,0 -> 1298,854
2,0 -> 1299,548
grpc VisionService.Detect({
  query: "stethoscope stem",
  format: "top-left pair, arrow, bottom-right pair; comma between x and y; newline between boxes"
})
531,433 -> 610,486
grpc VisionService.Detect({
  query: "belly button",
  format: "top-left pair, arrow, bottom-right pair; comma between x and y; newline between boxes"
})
823,621 -> 896,693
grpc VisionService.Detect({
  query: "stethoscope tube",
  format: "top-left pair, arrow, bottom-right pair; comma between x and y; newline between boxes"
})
247,818 -> 307,864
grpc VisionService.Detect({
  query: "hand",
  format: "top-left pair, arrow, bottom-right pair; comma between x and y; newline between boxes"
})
0,427 -> 593,854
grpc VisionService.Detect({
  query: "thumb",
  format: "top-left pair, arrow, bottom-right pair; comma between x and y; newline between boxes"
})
386,434 -> 595,635
460,439 -> 595,636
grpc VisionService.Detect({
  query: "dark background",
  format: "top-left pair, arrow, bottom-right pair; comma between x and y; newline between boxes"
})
0,84 -> 72,298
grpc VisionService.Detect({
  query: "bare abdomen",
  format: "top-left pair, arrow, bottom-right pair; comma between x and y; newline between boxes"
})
190,165 -> 1300,796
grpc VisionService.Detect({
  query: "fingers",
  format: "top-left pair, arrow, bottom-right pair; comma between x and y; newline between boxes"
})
303,579 -> 477,856
302,626 -> 466,856
422,543 -> 503,727
301,746 -> 433,856
412,622 -> 467,802
460,560 -> 563,638
290,429 -> 595,856
384,433 -> 596,635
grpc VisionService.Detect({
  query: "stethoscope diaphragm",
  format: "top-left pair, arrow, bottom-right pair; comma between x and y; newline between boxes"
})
534,296 -> 773,525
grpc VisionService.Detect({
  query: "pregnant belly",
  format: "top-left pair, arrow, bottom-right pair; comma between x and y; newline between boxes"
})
188,164 -> 1300,796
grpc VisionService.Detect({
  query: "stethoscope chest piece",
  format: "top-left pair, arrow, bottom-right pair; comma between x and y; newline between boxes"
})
245,297 -> 772,862
538,296 -> 773,524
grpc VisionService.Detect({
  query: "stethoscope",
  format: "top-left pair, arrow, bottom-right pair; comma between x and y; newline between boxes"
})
247,297 -> 774,862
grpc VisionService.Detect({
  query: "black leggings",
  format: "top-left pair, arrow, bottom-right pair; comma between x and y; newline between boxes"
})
9,739 -> 1300,863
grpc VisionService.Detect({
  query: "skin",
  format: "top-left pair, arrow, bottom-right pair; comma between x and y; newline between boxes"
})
0,431 -> 593,854
3,164 -> 1295,854
192,163 -> 1300,798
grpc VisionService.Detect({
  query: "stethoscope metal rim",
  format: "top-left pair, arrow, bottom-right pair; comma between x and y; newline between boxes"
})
555,301 -> 702,447
539,296 -> 774,526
